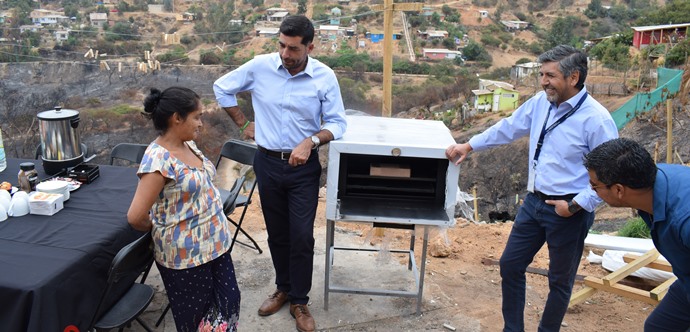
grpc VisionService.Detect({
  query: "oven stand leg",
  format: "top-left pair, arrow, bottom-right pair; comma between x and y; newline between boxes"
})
324,219 -> 335,311
408,228 -> 415,270
416,225 -> 429,315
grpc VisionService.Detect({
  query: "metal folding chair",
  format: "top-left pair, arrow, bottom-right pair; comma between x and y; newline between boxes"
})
109,143 -> 148,166
215,139 -> 262,254
90,232 -> 154,332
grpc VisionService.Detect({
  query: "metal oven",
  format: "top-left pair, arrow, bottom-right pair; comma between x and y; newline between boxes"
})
324,115 -> 460,314
326,115 -> 459,226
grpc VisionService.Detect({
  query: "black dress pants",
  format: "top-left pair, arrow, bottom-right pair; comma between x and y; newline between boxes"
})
253,150 -> 321,305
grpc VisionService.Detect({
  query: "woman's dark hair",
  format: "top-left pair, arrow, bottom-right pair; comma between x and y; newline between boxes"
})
279,15 -> 314,45
142,87 -> 200,132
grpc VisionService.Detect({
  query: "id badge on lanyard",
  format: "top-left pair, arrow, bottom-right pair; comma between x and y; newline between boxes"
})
527,160 -> 536,192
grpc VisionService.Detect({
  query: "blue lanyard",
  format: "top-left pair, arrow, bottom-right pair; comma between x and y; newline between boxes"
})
533,92 -> 588,163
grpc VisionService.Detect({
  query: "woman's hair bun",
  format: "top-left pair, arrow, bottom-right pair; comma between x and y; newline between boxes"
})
143,88 -> 162,114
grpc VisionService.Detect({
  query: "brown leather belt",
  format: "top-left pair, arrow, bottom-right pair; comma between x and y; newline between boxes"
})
257,145 -> 291,160
533,191 -> 576,201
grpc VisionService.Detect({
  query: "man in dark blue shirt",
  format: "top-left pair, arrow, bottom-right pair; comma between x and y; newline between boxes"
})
584,138 -> 690,331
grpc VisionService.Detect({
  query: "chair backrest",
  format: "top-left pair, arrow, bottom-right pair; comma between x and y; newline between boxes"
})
90,232 -> 154,329
221,175 -> 246,215
110,143 -> 148,165
216,139 -> 258,167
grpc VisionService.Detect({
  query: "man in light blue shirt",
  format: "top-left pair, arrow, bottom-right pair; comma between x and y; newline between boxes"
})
213,15 -> 346,332
446,45 -> 618,331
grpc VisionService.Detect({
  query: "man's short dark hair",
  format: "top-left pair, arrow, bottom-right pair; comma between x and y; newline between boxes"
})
584,138 -> 656,189
538,44 -> 588,90
279,15 -> 314,46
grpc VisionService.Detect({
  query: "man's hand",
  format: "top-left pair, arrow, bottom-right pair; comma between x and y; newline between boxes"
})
241,122 -> 255,140
446,143 -> 473,165
289,138 -> 312,167
545,199 -> 574,217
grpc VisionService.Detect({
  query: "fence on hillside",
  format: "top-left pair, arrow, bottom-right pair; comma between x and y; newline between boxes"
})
611,67 -> 684,130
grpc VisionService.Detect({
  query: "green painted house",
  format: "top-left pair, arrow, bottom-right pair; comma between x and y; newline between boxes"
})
472,79 -> 520,112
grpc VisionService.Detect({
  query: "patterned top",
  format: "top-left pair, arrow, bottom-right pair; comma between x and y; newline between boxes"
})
138,141 -> 230,269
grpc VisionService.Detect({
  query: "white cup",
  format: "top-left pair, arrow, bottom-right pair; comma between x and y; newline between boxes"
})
0,204 -> 7,222
8,191 -> 30,217
0,190 -> 11,211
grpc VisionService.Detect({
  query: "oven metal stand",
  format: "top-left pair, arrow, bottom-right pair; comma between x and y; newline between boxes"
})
324,220 -> 429,315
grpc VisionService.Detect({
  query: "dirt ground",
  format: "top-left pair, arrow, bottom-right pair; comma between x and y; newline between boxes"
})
221,182 -> 654,331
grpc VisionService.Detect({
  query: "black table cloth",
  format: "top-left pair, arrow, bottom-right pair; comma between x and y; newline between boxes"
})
0,159 -> 143,332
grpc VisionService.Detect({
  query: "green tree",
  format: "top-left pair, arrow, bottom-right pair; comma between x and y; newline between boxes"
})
634,0 -> 690,26
194,2 -> 242,44
297,0 -> 307,15
105,22 -> 140,41
588,33 -> 632,69
584,0 -> 605,19
462,40 -> 492,62
545,16 -> 580,49
666,38 -> 690,67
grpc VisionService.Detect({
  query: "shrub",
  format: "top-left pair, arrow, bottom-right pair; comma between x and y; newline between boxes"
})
617,217 -> 651,239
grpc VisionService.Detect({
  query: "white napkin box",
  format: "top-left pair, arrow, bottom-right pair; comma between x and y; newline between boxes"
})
29,192 -> 64,216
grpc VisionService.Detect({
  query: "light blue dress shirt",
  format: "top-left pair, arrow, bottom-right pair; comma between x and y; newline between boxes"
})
213,53 -> 347,151
468,88 -> 619,212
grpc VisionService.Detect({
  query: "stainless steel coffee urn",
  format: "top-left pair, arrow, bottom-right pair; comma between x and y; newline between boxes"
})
37,106 -> 84,175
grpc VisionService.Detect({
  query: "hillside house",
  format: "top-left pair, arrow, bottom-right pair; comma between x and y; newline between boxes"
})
30,9 -> 69,25
472,79 -> 519,112
266,8 -> 289,22
501,20 -> 530,31
19,25 -> 42,33
148,4 -> 165,13
421,7 -> 434,17
89,13 -> 108,27
418,29 -> 448,40
366,31 -> 402,43
318,25 -> 341,40
54,29 -> 70,42
422,48 -> 462,60
631,23 -> 690,49
330,7 -> 341,25
0,11 -> 11,24
182,12 -> 196,22
478,10 -> 489,18
257,27 -> 279,37
338,0 -> 350,5
510,62 -> 540,82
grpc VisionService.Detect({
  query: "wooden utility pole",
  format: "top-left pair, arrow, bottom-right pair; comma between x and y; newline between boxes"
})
372,1 -> 423,117
667,100 -> 673,163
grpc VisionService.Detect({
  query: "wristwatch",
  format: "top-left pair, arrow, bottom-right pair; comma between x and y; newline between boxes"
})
567,200 -> 581,214
310,135 -> 320,149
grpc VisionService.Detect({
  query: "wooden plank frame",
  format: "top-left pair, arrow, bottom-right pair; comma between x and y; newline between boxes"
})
569,248 -> 677,307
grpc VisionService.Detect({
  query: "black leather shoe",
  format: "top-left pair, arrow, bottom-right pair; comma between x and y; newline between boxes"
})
258,290 -> 288,316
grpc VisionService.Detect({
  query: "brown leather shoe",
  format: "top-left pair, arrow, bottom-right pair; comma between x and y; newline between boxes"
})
290,304 -> 315,332
257,290 -> 288,316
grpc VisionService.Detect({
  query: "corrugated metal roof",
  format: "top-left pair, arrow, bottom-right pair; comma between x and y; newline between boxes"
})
631,23 -> 690,32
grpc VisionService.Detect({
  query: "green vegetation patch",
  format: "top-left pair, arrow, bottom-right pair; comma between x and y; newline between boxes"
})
617,217 -> 651,239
